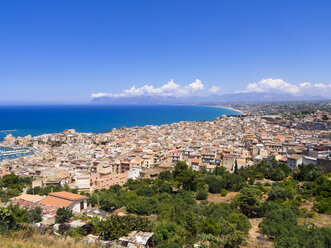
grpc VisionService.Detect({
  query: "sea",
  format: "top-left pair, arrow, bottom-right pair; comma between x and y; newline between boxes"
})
0,105 -> 240,160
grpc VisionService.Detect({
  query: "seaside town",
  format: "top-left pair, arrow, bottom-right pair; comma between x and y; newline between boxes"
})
2,0 -> 331,246
0,104 -> 330,247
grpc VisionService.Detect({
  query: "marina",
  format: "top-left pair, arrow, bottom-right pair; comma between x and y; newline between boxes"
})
0,146 -> 33,161
0,129 -> 17,132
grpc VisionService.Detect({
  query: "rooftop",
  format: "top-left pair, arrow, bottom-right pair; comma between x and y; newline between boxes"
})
38,195 -> 72,208
49,191 -> 87,201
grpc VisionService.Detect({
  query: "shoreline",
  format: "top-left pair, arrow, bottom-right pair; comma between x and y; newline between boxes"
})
199,104 -> 244,115
0,105 -> 242,141
217,106 -> 244,115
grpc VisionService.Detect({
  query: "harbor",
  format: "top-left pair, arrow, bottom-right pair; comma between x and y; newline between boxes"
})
0,146 -> 34,161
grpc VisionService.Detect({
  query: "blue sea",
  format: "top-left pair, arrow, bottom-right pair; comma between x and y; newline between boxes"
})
0,105 -> 240,141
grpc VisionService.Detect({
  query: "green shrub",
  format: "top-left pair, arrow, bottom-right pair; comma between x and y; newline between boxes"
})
196,190 -> 208,200
220,189 -> 228,197
256,173 -> 264,180
55,207 -> 73,224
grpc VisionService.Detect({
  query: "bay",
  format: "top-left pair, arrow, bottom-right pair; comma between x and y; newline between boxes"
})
0,105 -> 241,140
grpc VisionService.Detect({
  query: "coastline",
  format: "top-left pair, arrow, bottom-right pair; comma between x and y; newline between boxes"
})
199,104 -> 244,115
0,105 -> 242,141
0,105 -> 241,161
217,106 -> 244,115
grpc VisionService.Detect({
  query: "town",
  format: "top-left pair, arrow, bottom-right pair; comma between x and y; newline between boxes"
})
0,106 -> 330,247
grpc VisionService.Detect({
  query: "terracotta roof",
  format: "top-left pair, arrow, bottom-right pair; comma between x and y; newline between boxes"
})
38,195 -> 72,208
11,194 -> 44,202
192,158 -> 200,163
49,191 -> 87,201
0,173 -> 9,178
288,154 -> 302,160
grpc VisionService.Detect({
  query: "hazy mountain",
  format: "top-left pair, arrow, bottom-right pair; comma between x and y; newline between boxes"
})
91,92 -> 328,105
92,95 -> 178,105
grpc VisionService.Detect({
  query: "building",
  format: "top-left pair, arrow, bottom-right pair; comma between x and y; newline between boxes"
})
118,231 -> 154,248
222,155 -> 236,171
302,155 -> 317,165
287,155 -> 302,170
38,191 -> 88,213
317,158 -> 331,173
191,158 -> 200,171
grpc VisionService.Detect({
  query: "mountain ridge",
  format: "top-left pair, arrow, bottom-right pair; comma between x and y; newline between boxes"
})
91,92 -> 329,104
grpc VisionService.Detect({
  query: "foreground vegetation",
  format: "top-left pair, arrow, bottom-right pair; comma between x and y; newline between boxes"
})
0,227 -> 100,248
88,160 -> 331,247
1,159 -> 330,247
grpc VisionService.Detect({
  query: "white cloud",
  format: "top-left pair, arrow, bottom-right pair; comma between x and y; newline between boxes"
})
91,79 -> 207,98
244,78 -> 300,94
242,78 -> 331,96
313,83 -> 327,89
298,82 -> 312,88
90,92 -> 113,98
188,79 -> 204,91
92,77 -> 331,99
209,86 -> 220,93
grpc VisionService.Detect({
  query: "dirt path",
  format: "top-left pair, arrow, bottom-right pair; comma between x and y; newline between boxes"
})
208,192 -> 239,204
298,214 -> 331,227
243,218 -> 273,248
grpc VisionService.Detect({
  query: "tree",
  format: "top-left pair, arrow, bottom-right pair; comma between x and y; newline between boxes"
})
55,207 -> 73,223
295,163 -> 324,182
221,188 -> 228,196
199,218 -> 220,235
0,204 -> 29,232
7,204 -> 29,224
93,215 -> 154,241
29,207 -> 42,223
234,187 -> 262,217
196,189 -> 208,200
234,160 -> 238,174
159,171 -> 172,181
228,212 -> 251,234
154,221 -> 187,247
179,169 -> 198,191
259,204 -> 297,238
136,185 -> 156,197
0,207 -> 15,233
0,174 -> 19,187
268,185 -> 287,201
126,197 -> 158,215
226,229 -> 246,248
204,175 -> 226,193
172,161 -> 188,179
172,161 -> 198,191
158,182 -> 172,194
214,166 -> 226,176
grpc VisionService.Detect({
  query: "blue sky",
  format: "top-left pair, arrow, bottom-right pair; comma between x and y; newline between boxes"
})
1,0 -> 331,104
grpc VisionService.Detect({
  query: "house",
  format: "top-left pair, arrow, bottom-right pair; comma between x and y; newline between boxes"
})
90,172 -> 127,190
11,194 -> 45,203
302,155 -> 317,165
127,167 -> 142,180
222,155 -> 236,172
201,150 -> 215,164
191,158 -> 200,171
287,155 -> 302,170
38,191 -> 88,213
317,158 -> 331,173
118,231 -> 154,248
72,173 -> 90,192
309,145 -> 331,158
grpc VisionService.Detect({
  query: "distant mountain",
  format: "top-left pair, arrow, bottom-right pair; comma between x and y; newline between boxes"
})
92,95 -> 178,105
91,92 -> 328,105
202,93 -> 326,103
